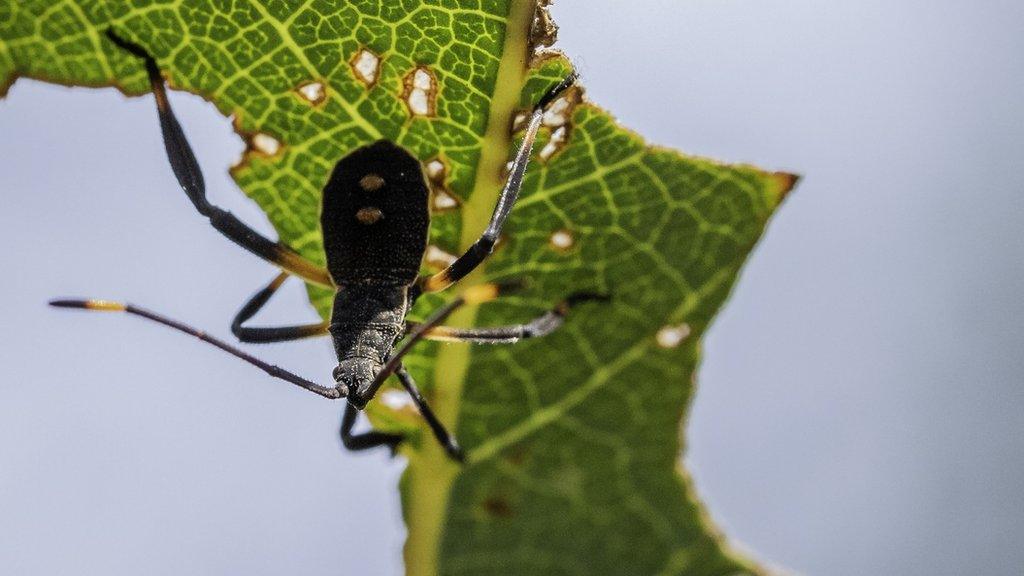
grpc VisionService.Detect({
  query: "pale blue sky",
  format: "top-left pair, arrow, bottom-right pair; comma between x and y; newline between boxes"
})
2,1 -> 1022,574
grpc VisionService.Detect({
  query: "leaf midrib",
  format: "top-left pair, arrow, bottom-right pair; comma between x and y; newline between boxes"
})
402,2 -> 537,575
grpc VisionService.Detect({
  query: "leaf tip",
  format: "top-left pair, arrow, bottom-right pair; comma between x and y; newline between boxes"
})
769,171 -> 801,205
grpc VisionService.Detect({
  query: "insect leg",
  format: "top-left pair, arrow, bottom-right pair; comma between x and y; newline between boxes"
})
49,298 -> 342,399
231,272 -> 329,343
105,30 -> 332,288
420,72 -> 579,293
415,292 -> 607,344
339,403 -> 404,453
394,363 -> 463,461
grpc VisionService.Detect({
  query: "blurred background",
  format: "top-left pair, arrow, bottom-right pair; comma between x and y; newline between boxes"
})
2,1 -> 1022,574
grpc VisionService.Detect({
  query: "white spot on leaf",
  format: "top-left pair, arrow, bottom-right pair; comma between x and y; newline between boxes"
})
512,111 -> 529,132
549,229 -> 575,251
539,126 -> 567,162
350,49 -> 380,87
656,324 -> 691,349
296,81 -> 325,105
413,68 -> 432,90
542,96 -> 570,127
432,190 -> 459,211
380,389 -> 416,411
251,133 -> 281,156
408,91 -> 429,116
426,160 -> 446,181
425,245 -> 458,269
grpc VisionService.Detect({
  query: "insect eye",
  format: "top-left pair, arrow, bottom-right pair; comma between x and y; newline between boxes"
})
356,206 -> 383,225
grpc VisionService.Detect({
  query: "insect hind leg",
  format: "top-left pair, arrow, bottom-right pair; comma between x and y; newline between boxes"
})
105,29 -> 332,287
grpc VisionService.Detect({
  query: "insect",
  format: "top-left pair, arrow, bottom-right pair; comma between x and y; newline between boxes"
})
50,30 -> 602,462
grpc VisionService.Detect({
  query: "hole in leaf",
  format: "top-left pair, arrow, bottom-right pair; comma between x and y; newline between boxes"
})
432,190 -> 460,212
250,133 -> 282,156
511,111 -> 529,132
426,159 -> 446,181
539,126 -> 567,162
403,67 -> 437,117
425,245 -> 458,270
296,81 -> 326,105
350,49 -> 380,87
542,95 -> 571,127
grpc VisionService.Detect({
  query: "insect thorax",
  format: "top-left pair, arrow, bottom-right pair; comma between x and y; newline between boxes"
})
329,283 -> 408,364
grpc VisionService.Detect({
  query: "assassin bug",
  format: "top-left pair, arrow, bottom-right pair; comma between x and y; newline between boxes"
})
50,30 -> 601,462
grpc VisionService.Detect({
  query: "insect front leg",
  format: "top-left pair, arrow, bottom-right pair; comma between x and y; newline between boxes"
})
339,403 -> 404,453
394,364 -> 463,461
338,364 -> 464,462
420,72 -> 579,293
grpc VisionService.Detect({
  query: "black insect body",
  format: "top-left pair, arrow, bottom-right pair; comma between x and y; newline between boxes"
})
321,142 -> 430,408
50,30 -> 597,462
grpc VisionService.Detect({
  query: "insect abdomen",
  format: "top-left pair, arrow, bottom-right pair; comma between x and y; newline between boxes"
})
320,140 -> 430,286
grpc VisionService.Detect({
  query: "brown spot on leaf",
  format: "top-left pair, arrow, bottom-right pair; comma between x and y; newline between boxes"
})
505,445 -> 530,466
482,496 -> 514,519
529,1 -> 560,58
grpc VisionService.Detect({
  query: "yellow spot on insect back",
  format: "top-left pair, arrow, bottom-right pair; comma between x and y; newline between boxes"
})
359,174 -> 385,191
356,207 -> 383,225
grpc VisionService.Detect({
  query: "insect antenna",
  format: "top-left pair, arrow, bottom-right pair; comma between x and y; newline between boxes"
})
49,298 -> 343,399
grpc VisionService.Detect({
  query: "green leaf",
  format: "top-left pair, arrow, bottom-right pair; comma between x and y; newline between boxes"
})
1,2 -> 796,575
